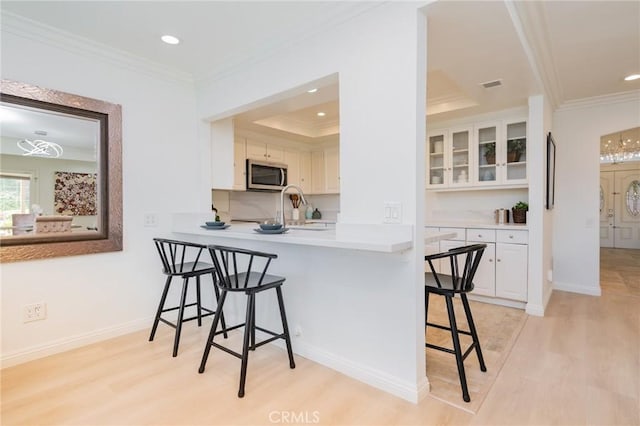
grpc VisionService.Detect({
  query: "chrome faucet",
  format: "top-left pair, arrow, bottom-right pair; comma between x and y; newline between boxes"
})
279,184 -> 307,229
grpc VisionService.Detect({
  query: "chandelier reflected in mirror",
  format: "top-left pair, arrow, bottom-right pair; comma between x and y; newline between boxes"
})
600,127 -> 640,164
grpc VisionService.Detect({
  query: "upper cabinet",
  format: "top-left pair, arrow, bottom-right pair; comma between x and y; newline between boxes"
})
226,136 -> 339,194
428,117 -> 527,190
246,139 -> 285,163
233,138 -> 247,191
324,145 -> 340,194
427,127 -> 472,188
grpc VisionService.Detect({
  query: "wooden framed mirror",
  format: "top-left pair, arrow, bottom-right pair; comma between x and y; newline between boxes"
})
0,79 -> 122,262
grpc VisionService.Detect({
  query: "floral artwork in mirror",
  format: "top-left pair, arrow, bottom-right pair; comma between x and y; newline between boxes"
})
626,180 -> 640,216
0,79 -> 122,262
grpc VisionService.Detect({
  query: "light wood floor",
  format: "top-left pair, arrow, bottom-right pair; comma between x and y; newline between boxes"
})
2,248 -> 638,425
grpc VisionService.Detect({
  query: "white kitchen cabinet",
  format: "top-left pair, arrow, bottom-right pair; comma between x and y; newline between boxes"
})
311,150 -> 325,193
428,117 -> 527,190
425,226 -> 528,304
426,130 -> 447,187
284,148 -> 300,187
324,145 -> 340,194
246,139 -> 285,163
466,229 -> 497,297
495,230 -> 528,301
426,128 -> 472,188
474,119 -> 527,186
233,139 -> 247,190
299,151 -> 312,194
472,243 -> 496,297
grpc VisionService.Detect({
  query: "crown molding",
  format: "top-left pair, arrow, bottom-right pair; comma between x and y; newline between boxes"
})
0,11 -> 194,86
504,0 -> 562,109
556,90 -> 640,112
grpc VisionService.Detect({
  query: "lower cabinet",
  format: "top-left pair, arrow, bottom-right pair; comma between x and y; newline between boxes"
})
495,240 -> 528,301
471,243 -> 496,297
425,226 -> 528,303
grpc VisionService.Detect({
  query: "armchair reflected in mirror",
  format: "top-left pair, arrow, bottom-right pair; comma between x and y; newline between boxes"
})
0,79 -> 122,262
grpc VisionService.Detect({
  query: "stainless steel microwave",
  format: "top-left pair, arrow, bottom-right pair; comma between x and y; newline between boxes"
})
246,159 -> 287,191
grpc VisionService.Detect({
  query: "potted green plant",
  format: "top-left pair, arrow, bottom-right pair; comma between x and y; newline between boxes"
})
508,138 -> 526,163
512,201 -> 528,224
484,143 -> 496,165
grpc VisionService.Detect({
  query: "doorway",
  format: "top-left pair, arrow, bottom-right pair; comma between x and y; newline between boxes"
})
600,166 -> 640,249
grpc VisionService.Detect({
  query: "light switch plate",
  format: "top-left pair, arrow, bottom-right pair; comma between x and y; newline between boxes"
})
383,202 -> 402,224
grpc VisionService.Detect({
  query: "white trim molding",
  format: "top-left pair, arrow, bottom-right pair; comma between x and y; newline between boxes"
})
1,317 -> 151,369
556,90 -> 640,113
553,282 -> 602,297
0,11 -> 194,86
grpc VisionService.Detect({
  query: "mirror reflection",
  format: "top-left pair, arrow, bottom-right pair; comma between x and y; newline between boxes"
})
0,79 -> 122,262
1,102 -> 101,237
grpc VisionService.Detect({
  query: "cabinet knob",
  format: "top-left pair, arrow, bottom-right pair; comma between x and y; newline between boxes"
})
489,259 -> 493,262
497,259 -> 502,262
478,234 -> 482,238
509,235 -> 514,239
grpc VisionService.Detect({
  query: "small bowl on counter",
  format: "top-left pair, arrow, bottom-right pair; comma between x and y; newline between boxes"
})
259,222 -> 283,231
205,221 -> 225,227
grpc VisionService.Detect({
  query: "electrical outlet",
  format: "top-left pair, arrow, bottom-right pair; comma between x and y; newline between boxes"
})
383,202 -> 402,224
23,302 -> 47,323
144,213 -> 158,227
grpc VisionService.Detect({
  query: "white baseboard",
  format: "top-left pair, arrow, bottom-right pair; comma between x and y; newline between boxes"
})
553,282 -> 601,296
292,340 -> 423,403
467,294 -> 527,310
1,317 -> 151,369
525,302 -> 545,316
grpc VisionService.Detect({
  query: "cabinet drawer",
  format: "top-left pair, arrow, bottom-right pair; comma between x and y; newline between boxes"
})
439,227 -> 466,241
497,229 -> 528,244
466,228 -> 496,243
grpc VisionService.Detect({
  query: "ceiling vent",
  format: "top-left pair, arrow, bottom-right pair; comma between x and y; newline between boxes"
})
481,79 -> 502,89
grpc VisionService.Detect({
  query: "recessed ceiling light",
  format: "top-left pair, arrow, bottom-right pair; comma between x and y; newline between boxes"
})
624,74 -> 640,81
161,35 -> 180,45
317,112 -> 326,117
307,88 -> 318,93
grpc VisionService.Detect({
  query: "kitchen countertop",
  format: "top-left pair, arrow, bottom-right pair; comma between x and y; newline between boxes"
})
172,214 -> 455,253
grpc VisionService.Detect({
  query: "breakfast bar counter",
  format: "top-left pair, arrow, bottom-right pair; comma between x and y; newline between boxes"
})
172,213 -> 456,253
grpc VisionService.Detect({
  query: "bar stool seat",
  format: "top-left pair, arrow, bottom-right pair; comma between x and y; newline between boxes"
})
424,244 -> 487,403
199,245 -> 295,398
150,238 -> 227,357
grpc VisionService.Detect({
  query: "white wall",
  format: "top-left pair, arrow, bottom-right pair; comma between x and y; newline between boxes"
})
553,92 -> 640,295
198,3 -> 429,401
0,19 -> 202,365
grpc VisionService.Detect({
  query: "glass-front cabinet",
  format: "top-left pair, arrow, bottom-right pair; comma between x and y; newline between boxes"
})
427,128 -> 471,188
427,131 -> 447,186
474,119 -> 527,186
476,123 -> 499,184
504,120 -> 527,183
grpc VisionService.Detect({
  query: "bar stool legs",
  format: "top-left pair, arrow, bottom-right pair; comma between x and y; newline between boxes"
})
199,287 -> 296,398
276,287 -> 296,369
425,292 -> 486,403
150,272 -> 227,357
445,295 -> 470,402
461,294 -> 486,372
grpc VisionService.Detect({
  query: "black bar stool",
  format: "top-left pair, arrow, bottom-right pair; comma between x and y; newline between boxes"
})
199,245 -> 295,398
150,238 -> 227,357
424,244 -> 487,403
